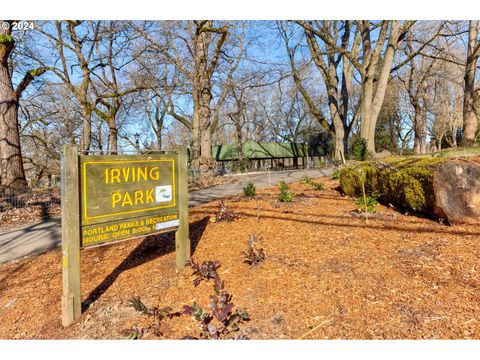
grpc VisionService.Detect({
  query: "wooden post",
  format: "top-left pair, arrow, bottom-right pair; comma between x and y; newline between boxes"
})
175,145 -> 190,269
61,145 -> 81,327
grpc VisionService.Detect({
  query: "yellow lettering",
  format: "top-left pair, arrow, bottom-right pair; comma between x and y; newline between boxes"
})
150,166 -> 159,180
110,168 -> 120,183
122,192 -> 133,207
112,192 -> 121,208
146,189 -> 154,203
105,168 -> 109,184
137,166 -> 147,181
134,190 -> 144,205
122,167 -> 131,183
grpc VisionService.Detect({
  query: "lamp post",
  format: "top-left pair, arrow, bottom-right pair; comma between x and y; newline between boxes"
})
134,132 -> 140,154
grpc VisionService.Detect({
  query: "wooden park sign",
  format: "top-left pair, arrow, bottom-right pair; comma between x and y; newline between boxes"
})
61,145 -> 190,326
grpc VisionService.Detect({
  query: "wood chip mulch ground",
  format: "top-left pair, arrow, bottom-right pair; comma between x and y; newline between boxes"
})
0,177 -> 479,339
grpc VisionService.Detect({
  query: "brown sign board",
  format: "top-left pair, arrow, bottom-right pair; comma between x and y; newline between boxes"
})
61,146 -> 190,327
79,154 -> 180,247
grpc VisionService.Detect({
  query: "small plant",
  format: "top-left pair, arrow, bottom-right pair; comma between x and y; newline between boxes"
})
128,296 -> 182,337
183,275 -> 250,339
310,182 -> 325,191
186,259 -> 221,286
243,182 -> 256,197
210,201 -> 237,223
355,192 -> 378,213
332,169 -> 341,180
127,260 -> 250,340
122,326 -> 145,340
278,181 -> 293,202
243,234 -> 266,266
300,175 -> 313,185
300,176 -> 324,191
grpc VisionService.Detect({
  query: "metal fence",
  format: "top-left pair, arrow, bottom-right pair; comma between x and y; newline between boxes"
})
209,156 -> 332,176
0,188 -> 61,220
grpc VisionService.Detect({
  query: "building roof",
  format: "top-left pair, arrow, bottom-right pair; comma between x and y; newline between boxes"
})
212,142 -> 308,161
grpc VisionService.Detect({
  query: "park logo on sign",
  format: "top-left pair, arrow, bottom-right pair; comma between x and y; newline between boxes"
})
156,185 -> 173,203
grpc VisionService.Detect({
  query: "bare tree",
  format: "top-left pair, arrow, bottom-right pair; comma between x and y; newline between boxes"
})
402,50 -> 437,154
90,21 -> 149,153
34,21 -> 102,152
288,21 -> 360,161
0,20 -> 46,191
131,20 -> 231,173
296,20 -> 443,154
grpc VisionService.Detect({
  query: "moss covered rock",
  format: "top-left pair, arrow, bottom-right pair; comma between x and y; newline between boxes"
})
340,155 -> 460,216
340,152 -> 480,223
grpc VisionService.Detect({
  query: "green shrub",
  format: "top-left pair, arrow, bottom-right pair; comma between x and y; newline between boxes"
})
350,138 -> 371,161
332,169 -> 341,180
243,182 -> 256,197
278,181 -> 293,202
355,192 -> 378,213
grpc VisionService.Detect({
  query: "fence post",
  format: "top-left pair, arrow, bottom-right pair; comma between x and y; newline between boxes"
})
175,145 -> 190,269
61,145 -> 81,326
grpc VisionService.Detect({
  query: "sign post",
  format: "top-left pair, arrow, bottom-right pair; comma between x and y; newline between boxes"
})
175,145 -> 190,269
61,145 -> 190,327
61,145 -> 81,327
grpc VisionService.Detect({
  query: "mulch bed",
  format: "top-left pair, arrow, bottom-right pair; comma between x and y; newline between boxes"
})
0,178 -> 479,339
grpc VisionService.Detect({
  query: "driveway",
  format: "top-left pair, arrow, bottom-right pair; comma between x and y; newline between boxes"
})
0,168 -> 334,264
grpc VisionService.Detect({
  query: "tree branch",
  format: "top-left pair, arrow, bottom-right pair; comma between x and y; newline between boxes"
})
15,67 -> 47,98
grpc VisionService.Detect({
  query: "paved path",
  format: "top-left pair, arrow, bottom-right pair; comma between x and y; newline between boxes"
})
0,168 -> 333,264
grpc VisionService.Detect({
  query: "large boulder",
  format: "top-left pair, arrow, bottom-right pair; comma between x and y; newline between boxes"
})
340,155 -> 480,224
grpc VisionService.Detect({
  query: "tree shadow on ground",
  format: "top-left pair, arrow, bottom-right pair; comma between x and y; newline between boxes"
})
82,216 -> 209,311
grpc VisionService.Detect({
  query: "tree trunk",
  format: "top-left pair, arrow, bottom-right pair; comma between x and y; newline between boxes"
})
155,124 -> 162,151
191,92 -> 201,168
155,100 -> 163,151
413,108 -> 427,155
235,118 -> 244,169
360,21 -> 401,154
80,102 -> 92,152
462,21 -> 480,147
193,22 -> 215,175
333,124 -> 345,163
108,120 -> 118,154
340,155 -> 480,224
360,77 -> 375,152
0,25 -> 28,191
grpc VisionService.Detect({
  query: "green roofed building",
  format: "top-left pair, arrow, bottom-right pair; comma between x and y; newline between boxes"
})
212,142 -> 308,161
210,142 -> 324,173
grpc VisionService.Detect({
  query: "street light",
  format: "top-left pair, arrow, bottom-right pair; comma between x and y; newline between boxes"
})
134,132 -> 140,153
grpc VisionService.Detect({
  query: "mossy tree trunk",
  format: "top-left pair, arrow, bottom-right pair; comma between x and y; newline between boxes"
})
340,156 -> 480,224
